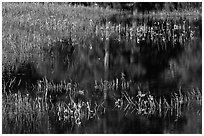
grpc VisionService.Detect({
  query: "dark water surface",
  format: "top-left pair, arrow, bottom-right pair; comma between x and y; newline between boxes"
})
2,15 -> 202,134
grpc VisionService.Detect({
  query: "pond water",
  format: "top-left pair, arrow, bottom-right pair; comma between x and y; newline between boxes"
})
2,15 -> 202,134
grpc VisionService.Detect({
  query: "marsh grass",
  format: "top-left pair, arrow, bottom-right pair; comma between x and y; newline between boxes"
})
2,2 -> 202,134
3,2 -> 199,70
2,2 -> 117,73
93,76 -> 201,118
2,91 -> 51,133
3,2 -> 200,85
120,89 -> 200,120
2,76 -> 107,133
95,17 -> 197,47
3,74 -> 202,133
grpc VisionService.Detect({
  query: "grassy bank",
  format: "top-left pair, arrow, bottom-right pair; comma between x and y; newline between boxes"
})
2,2 -> 117,71
3,2 -> 201,74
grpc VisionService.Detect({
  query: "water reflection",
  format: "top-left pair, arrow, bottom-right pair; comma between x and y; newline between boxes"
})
2,15 -> 202,134
46,102 -> 201,134
11,15 -> 199,88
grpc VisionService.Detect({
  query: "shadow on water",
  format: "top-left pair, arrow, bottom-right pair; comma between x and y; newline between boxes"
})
2,15 -> 202,134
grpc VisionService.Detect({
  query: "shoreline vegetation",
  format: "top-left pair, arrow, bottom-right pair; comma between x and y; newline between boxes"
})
2,2 -> 202,134
2,2 -> 117,67
3,76 -> 202,133
2,2 -> 201,69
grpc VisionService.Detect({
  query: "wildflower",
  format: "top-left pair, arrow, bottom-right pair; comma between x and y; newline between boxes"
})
74,109 -> 80,119
89,110 -> 95,119
115,98 -> 123,108
77,101 -> 82,109
137,90 -> 145,98
78,90 -> 84,95
148,95 -> 154,101
63,108 -> 69,119
67,83 -> 72,90
75,118 -> 81,126
57,110 -> 63,121
94,80 -> 100,90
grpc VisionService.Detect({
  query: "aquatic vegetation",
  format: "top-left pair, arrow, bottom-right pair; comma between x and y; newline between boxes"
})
2,74 -> 202,133
113,88 -> 202,117
95,17 -> 197,47
2,2 -> 201,134
2,90 -> 50,133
